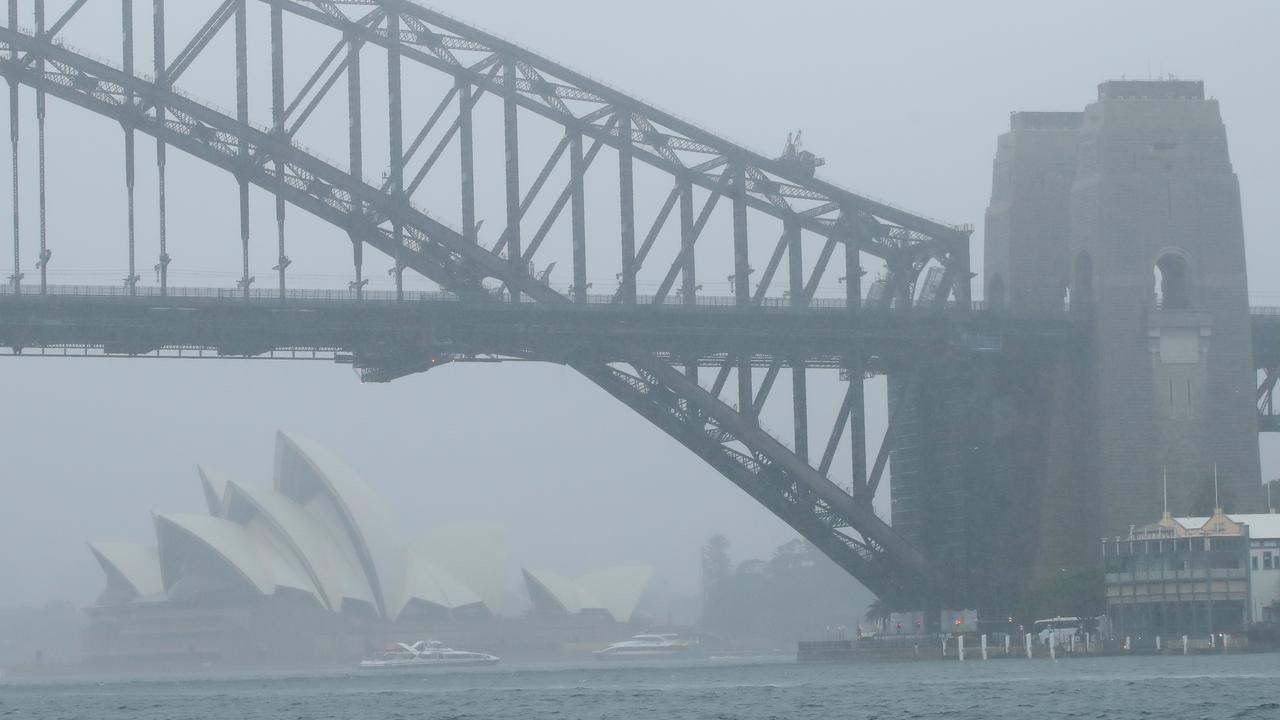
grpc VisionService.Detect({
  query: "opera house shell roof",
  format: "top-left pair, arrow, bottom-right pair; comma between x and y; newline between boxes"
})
522,566 -> 652,623
90,432 -> 498,620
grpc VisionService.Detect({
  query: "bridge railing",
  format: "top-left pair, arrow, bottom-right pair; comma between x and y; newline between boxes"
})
0,283 -> 1008,314
0,283 -> 452,303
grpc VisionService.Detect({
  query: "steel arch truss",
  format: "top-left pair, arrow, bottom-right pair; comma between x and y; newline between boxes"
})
0,1 -> 969,602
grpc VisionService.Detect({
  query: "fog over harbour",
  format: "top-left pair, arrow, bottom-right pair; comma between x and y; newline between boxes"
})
1,0 -> 1278,620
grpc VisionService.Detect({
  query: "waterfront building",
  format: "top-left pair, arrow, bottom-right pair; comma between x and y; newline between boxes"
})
1102,508 -> 1280,639
1177,512 -> 1280,625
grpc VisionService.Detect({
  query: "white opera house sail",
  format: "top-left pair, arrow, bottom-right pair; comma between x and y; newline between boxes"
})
89,431 -> 500,621
84,431 -> 659,665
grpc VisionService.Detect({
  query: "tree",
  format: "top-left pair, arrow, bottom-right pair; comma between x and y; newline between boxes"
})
700,534 -> 731,629
698,535 -> 872,647
864,597 -> 894,629
1017,566 -> 1105,623
1187,472 -> 1237,516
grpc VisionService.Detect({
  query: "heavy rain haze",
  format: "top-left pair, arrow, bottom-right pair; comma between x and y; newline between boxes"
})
1,0 -> 1278,620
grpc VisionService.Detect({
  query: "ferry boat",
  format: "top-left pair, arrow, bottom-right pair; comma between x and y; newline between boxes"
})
593,633 -> 703,661
358,640 -> 499,669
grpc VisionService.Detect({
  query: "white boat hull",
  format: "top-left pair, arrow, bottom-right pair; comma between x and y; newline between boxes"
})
359,656 -> 499,670
593,649 -> 702,661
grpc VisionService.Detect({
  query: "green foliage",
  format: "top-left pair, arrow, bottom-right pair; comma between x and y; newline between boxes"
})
864,597 -> 895,626
1016,566 -> 1105,623
699,534 -> 872,647
1187,472 -> 1236,516
699,534 -> 731,627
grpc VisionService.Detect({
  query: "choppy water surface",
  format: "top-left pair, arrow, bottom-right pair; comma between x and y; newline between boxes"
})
3,655 -> 1278,719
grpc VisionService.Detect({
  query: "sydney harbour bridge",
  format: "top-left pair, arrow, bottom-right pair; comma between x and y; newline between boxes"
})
1,1 -> 1277,615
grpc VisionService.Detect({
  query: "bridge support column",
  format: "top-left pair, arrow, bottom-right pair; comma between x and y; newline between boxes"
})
153,0 -> 169,295
785,218 -> 809,459
122,0 -> 139,295
387,12 -> 404,301
732,164 -> 752,416
845,220 -> 867,497
618,113 -> 636,304
8,0 -> 20,294
679,179 -> 696,306
458,76 -> 475,246
502,61 -> 521,302
34,0 -> 47,294
570,131 -> 586,303
344,30 -> 364,300
234,0 -> 252,297
349,233 -> 365,299
270,4 -> 288,299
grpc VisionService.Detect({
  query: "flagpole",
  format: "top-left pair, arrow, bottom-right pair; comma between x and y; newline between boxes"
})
1162,466 -> 1168,515
1213,463 -> 1220,510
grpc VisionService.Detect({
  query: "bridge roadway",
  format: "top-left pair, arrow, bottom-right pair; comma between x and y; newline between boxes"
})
0,285 -> 1082,375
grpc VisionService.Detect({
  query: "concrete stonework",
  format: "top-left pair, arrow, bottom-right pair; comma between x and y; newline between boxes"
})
983,80 -> 1263,548
984,111 -> 1083,315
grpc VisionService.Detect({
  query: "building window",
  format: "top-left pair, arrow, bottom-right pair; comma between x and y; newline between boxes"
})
1154,253 -> 1190,309
1266,551 -> 1274,570
1254,556 -> 1260,571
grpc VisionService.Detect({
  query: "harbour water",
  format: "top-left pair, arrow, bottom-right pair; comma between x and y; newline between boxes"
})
3,654 -> 1279,719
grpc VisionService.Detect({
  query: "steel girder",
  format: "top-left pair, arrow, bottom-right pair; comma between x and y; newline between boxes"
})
0,4 -> 972,602
1259,367 -> 1280,433
269,0 -> 972,267
0,286 -> 1079,368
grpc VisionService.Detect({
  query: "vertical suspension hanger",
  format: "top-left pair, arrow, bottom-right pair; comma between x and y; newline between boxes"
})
8,0 -> 22,295
269,2 -> 288,299
501,59 -> 520,302
458,75 -> 475,249
234,0 -> 252,297
122,0 -> 139,294
844,217 -> 867,499
731,162 -> 752,416
569,130 -> 586,304
618,112 -> 635,304
153,0 -> 169,295
346,28 -> 364,299
35,0 -> 49,293
386,10 -> 403,300
787,218 -> 808,463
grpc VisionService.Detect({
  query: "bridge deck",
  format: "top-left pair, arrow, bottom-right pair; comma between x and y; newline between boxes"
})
1250,309 -> 1280,368
0,285 -> 1079,372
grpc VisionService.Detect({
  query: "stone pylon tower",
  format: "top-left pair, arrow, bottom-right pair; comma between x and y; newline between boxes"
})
1072,80 -> 1261,533
986,80 -> 1263,546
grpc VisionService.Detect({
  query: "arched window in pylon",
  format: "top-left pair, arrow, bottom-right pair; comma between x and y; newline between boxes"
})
987,275 -> 1006,310
1154,253 -> 1190,309
1074,252 -> 1094,309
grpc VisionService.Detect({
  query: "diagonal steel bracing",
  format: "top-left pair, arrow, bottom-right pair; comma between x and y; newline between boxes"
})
0,3 -> 977,603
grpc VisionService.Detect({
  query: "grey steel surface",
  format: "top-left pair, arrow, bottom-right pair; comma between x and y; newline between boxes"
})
0,285 -> 1079,367
0,2 -> 1202,607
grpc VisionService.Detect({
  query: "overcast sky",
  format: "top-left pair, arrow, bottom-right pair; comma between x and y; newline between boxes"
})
1,0 -> 1277,608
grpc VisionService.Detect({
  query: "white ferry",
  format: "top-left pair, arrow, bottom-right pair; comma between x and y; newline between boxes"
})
358,640 -> 499,669
593,633 -> 703,661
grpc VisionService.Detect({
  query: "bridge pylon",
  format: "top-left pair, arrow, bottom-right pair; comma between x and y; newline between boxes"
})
981,80 -> 1264,595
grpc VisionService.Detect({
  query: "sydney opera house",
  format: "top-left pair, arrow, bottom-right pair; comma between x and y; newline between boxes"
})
84,432 -> 652,664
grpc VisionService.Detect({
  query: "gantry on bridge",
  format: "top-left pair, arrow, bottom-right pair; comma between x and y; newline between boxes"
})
0,2 -> 1275,618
